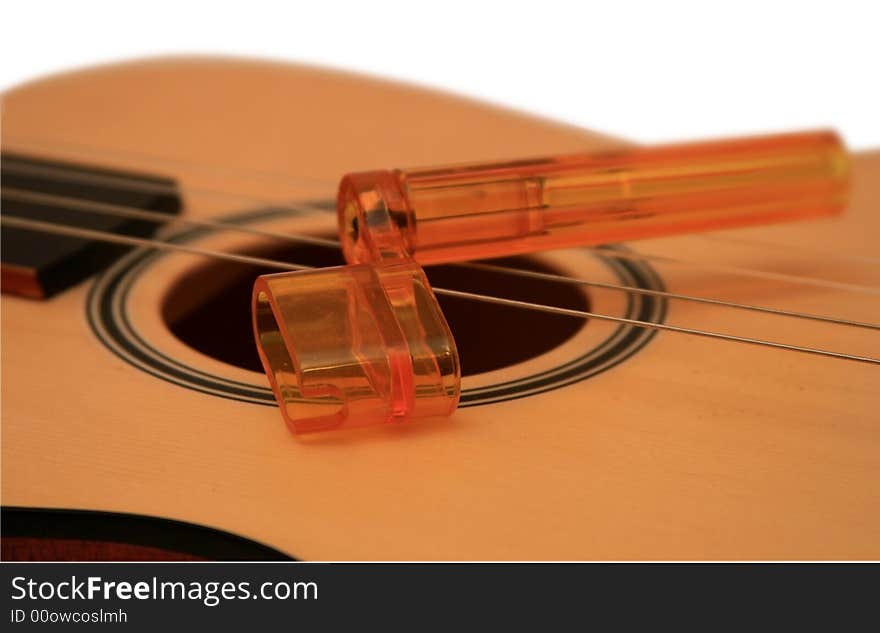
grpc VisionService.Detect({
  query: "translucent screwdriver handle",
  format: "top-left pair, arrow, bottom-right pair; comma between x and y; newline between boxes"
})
339,130 -> 849,265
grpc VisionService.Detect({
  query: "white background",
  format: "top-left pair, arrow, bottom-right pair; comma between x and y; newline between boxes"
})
1,0 -> 878,149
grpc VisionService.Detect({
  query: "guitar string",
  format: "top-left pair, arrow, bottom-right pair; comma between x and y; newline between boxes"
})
585,245 -> 880,295
4,157 -> 879,295
3,150 -> 880,265
4,186 -> 880,332
695,234 -> 880,266
1,188 -> 336,248
4,135 -> 880,276
2,159 -> 334,210
3,135 -> 335,188
2,214 -> 878,367
453,261 -> 880,330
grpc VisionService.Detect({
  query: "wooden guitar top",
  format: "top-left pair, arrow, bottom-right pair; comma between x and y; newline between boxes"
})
2,57 -> 878,559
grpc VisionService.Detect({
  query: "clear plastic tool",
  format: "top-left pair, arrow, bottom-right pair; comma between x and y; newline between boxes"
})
252,130 -> 849,433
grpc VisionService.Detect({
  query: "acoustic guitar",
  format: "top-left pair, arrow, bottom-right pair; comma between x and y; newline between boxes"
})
2,56 -> 877,560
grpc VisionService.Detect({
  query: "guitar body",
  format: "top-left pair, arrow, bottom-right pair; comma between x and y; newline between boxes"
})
2,57 -> 878,559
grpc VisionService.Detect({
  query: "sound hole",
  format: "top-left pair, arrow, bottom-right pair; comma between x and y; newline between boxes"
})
162,244 -> 589,377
